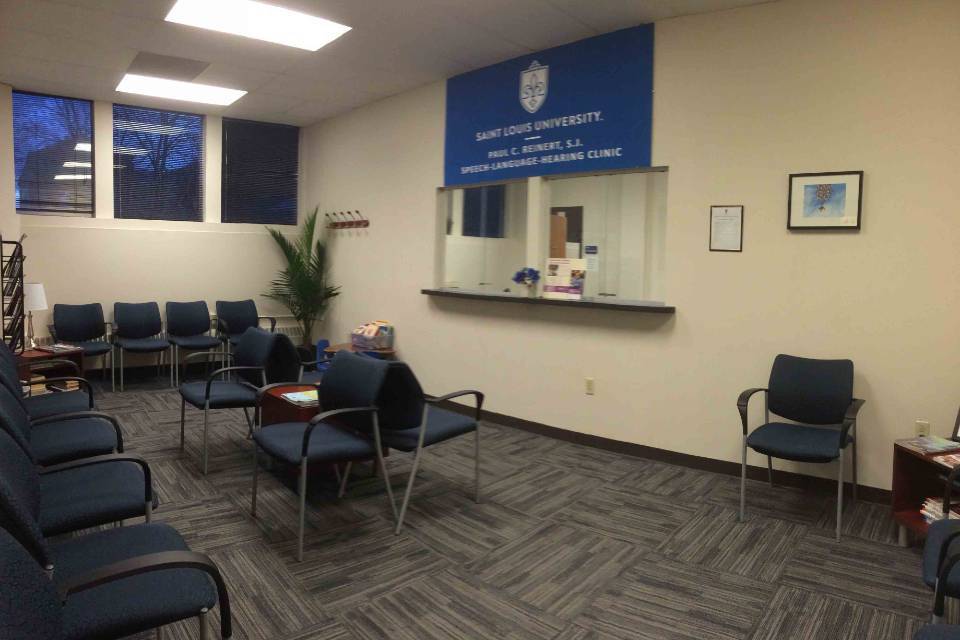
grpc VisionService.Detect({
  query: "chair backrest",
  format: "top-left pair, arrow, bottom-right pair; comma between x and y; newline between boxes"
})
376,361 -> 426,431
0,384 -> 34,458
0,527 -> 64,640
768,354 -> 854,425
0,428 -> 49,567
273,334 -> 310,384
52,303 -> 105,342
165,301 -> 211,338
114,302 -> 162,339
215,299 -> 258,336
233,327 -> 279,386
319,352 -> 390,424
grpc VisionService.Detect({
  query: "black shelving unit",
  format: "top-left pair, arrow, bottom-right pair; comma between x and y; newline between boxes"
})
1,236 -> 26,354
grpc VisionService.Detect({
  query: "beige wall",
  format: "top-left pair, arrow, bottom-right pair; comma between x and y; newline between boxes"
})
302,0 -> 960,490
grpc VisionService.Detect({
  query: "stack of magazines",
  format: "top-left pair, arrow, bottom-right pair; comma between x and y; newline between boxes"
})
899,435 -> 960,454
921,497 -> 960,523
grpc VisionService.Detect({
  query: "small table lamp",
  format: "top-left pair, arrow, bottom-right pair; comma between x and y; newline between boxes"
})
24,283 -> 47,350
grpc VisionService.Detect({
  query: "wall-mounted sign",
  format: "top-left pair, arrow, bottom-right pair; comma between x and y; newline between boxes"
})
444,25 -> 654,187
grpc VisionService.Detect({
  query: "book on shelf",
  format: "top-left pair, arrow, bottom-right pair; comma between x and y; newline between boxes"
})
921,497 -> 960,523
899,435 -> 960,454
281,389 -> 318,406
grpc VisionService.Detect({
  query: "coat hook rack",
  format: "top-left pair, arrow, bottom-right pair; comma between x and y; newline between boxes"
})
325,210 -> 370,231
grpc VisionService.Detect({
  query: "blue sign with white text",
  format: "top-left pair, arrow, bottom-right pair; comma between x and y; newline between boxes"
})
444,25 -> 654,186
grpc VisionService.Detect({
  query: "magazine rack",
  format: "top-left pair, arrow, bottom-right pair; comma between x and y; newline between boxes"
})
0,236 -> 25,354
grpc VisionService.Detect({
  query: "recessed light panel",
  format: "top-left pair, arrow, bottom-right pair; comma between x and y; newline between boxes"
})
116,73 -> 246,106
165,0 -> 351,51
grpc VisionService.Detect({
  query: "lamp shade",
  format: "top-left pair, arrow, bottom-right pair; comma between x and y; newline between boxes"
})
24,283 -> 47,312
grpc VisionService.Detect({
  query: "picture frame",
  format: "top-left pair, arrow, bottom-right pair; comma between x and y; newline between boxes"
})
788,171 -> 863,230
709,205 -> 743,252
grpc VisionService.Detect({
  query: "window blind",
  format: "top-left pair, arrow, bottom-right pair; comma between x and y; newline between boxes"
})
221,118 -> 299,225
12,91 -> 94,214
113,104 -> 204,221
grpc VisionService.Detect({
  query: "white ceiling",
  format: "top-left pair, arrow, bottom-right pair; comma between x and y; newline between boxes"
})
0,0 -> 771,127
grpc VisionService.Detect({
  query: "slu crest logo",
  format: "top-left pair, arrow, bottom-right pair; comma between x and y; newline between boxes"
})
519,60 -> 548,114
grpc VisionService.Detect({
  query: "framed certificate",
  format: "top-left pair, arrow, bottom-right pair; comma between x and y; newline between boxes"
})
709,205 -> 743,252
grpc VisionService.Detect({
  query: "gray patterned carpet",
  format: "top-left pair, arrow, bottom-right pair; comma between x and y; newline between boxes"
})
88,377 -> 933,640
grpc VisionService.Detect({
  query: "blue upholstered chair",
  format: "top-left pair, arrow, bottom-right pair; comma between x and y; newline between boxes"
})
179,328 -> 285,475
0,341 -> 93,420
166,301 -> 222,387
0,427 -> 155,537
374,360 -> 483,534
0,383 -> 122,466
51,302 -> 112,382
738,354 -> 864,540
915,625 -> 960,640
112,302 -> 170,391
0,482 -> 232,639
251,351 -> 393,561
922,518 -> 960,623
215,299 -> 276,351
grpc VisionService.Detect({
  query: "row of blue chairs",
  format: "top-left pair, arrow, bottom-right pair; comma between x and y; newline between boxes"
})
0,341 -> 232,639
48,299 -> 278,391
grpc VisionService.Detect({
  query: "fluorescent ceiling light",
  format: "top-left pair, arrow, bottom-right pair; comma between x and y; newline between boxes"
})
165,0 -> 351,51
74,143 -> 91,152
114,120 -> 186,136
54,174 -> 92,180
63,161 -> 92,168
116,73 -> 246,106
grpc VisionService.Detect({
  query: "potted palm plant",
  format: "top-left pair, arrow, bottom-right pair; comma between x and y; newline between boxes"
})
264,208 -> 340,346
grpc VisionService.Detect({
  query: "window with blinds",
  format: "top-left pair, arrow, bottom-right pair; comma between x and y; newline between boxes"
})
113,104 -> 204,221
221,118 -> 299,225
12,91 -> 94,214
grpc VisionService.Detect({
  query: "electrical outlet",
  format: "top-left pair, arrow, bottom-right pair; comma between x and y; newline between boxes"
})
585,377 -> 595,395
915,419 -> 931,437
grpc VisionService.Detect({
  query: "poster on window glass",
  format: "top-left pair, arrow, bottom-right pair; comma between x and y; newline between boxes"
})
543,258 -> 586,300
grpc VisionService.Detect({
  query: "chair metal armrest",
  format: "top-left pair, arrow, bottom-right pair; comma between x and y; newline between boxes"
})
935,546 -> 960,617
47,324 -> 57,341
183,351 -> 234,365
944,467 -> 960,522
26,358 -> 81,375
33,376 -> 95,407
58,550 -> 233,638
426,389 -> 484,421
204,366 -> 264,398
31,411 -> 124,451
839,398 -> 866,441
737,387 -> 767,435
302,406 -> 378,457
215,318 -> 231,336
258,316 -> 277,332
39,453 -> 151,503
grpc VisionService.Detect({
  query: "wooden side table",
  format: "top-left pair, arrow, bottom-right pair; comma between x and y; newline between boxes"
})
16,348 -> 85,380
324,343 -> 396,359
892,440 -> 959,546
260,384 -> 320,425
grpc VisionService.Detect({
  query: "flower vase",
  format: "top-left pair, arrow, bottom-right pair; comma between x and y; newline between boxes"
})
526,284 -> 537,298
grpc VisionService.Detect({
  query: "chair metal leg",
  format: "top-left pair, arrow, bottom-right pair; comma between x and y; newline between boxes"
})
474,425 -> 481,503
851,431 -> 858,503
120,348 -> 124,392
767,456 -> 774,487
372,424 -> 397,522
146,499 -> 152,523
836,448 -> 844,541
739,435 -> 747,522
395,446 -> 424,535
111,347 -> 115,392
180,398 -> 186,450
251,445 -> 259,516
202,403 -> 209,475
298,457 -> 308,562
198,609 -> 208,640
338,462 -> 353,499
242,407 -> 254,438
